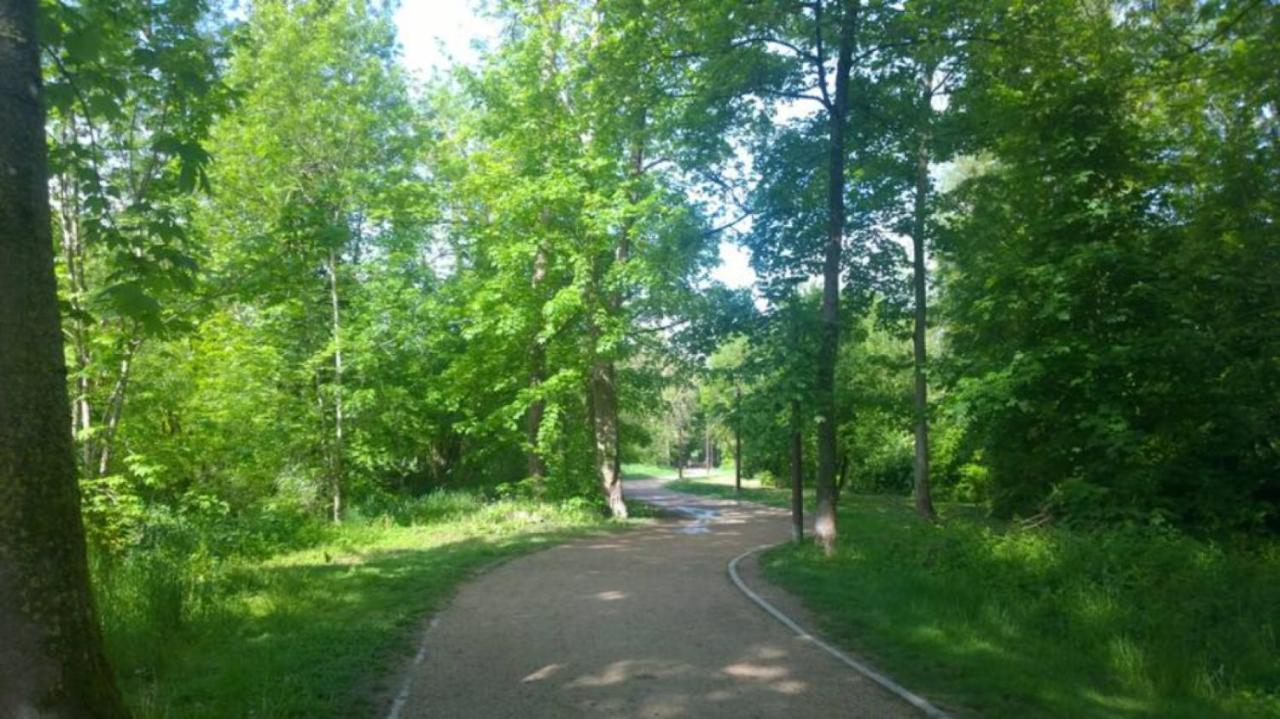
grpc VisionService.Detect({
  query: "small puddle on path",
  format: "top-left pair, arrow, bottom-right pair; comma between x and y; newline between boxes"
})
673,506 -> 719,534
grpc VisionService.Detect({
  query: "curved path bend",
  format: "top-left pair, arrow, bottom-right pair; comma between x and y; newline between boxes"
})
387,478 -> 923,718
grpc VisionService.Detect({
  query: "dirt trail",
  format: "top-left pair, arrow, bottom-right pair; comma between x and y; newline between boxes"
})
387,477 -> 921,718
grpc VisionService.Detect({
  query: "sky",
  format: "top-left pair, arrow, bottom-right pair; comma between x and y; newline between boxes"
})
392,0 -> 758,290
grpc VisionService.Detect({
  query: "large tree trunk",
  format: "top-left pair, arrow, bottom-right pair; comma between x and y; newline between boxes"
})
590,359 -> 626,517
813,0 -> 857,555
0,2 -> 130,714
589,115 -> 646,519
911,62 -> 937,521
326,248 -> 344,522
790,399 -> 804,543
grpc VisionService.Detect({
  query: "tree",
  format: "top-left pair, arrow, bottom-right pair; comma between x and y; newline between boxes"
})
42,0 -> 227,491
662,0 -> 870,552
938,0 -> 1279,529
203,0 -> 421,521
0,0 -> 128,713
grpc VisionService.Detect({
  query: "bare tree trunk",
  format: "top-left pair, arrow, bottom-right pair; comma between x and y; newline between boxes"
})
911,62 -> 938,521
0,2 -> 130,712
790,400 -> 804,543
675,413 -> 684,480
813,0 -> 857,555
527,243 -> 548,481
95,336 -> 142,477
704,417 -> 712,477
590,359 -> 626,517
734,384 -> 742,493
326,249 -> 344,523
57,178 -> 94,469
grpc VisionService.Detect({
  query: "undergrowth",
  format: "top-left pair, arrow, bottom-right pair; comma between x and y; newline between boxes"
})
92,492 -> 613,718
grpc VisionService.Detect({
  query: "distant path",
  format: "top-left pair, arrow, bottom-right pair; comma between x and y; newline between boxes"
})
386,477 -> 922,718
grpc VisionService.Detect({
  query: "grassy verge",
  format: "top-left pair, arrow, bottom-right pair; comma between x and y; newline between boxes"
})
96,494 -> 616,718
669,478 -> 1280,719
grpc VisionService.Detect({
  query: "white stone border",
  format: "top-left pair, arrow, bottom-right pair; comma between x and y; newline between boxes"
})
728,545 -> 953,719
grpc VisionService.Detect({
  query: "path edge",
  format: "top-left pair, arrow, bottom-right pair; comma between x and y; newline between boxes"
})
727,544 -> 954,719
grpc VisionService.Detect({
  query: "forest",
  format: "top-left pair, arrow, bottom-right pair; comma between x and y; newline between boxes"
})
0,0 -> 1276,717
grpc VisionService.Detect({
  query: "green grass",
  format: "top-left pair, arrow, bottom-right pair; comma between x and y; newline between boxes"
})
670,478 -> 1280,719
96,494 -> 617,718
622,463 -> 734,481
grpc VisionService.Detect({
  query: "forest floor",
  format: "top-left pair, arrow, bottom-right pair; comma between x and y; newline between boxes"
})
383,475 -> 926,718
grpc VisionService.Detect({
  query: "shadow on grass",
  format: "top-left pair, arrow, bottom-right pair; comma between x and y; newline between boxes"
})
664,476 -> 1278,718
761,501 -> 1279,719
103,523 -> 614,719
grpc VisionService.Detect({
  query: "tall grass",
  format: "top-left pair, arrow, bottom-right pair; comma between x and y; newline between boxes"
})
91,492 -> 610,718
669,479 -> 1280,718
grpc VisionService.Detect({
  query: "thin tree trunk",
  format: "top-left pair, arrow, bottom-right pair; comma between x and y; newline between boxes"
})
734,384 -> 742,493
95,336 -> 142,478
911,62 -> 938,521
0,2 -> 130,712
326,248 -> 344,523
813,0 -> 857,555
705,417 -> 712,477
675,421 -> 684,480
790,399 -> 804,543
57,177 -> 94,469
527,242 -> 548,481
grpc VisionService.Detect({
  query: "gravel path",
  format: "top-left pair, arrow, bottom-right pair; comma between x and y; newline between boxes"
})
387,478 -> 921,718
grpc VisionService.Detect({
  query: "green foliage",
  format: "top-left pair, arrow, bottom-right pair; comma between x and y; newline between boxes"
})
764,500 -> 1280,719
672,479 -> 1279,718
32,0 -> 1278,713
93,492 -> 610,718
937,0 -> 1280,529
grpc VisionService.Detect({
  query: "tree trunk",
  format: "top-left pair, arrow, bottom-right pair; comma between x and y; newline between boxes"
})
675,422 -> 684,480
590,359 -> 626,518
813,0 -> 857,555
911,62 -> 937,521
790,399 -> 804,543
588,113 -> 645,519
0,2 -> 130,713
326,248 -> 344,522
94,336 -> 141,478
526,242 -> 548,481
56,179 -> 94,470
704,417 -> 712,477
733,384 -> 742,493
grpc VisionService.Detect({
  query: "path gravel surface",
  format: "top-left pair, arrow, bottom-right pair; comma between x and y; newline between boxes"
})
387,477 -> 921,718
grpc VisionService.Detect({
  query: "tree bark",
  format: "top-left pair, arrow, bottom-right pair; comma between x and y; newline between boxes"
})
95,336 -> 142,478
704,416 -> 712,477
590,359 -> 626,517
733,384 -> 742,493
675,420 -> 684,480
0,2 -> 130,714
813,0 -> 857,555
56,175 -> 95,470
790,399 -> 804,543
588,113 -> 645,519
526,243 -> 548,481
911,62 -> 937,521
326,248 -> 344,522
